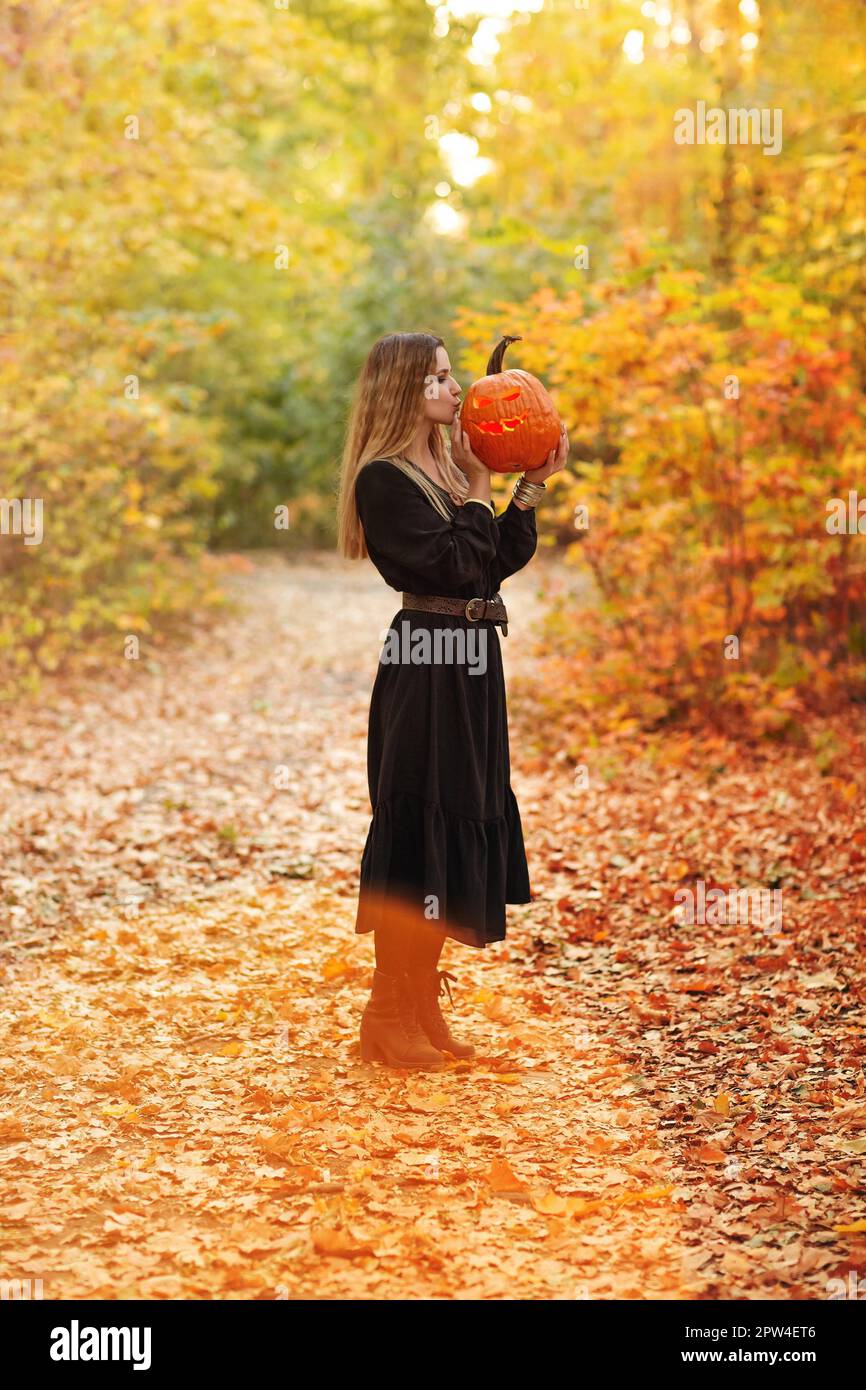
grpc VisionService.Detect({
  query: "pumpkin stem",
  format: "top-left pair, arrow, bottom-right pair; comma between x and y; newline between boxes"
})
486,334 -> 523,375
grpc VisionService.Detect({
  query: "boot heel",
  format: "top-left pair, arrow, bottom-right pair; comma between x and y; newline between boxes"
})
358,968 -> 447,1070
359,1029 -> 384,1063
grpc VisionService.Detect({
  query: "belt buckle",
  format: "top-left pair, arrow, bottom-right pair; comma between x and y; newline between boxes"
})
465,597 -> 485,621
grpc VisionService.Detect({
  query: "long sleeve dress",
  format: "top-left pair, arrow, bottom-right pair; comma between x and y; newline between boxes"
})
353,456 -> 537,949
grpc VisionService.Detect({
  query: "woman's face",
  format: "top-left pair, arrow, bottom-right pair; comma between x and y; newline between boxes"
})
421,346 -> 461,426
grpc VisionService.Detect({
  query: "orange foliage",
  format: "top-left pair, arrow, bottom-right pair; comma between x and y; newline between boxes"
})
457,269 -> 866,737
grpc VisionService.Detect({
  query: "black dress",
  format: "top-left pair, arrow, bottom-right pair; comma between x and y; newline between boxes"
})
353,457 -> 537,949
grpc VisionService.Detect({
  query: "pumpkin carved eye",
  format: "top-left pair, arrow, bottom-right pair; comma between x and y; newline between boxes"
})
475,389 -> 522,406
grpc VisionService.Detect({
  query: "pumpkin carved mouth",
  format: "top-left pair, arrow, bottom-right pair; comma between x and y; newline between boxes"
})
476,411 -> 529,434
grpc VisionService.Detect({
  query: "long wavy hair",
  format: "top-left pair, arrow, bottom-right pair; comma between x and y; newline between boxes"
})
337,331 -> 470,560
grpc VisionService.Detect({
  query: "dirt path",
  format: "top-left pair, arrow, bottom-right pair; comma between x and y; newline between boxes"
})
0,554 -> 862,1299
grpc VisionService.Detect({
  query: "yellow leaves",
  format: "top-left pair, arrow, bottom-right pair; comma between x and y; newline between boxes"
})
559,1195 -> 619,1221
200,587 -> 228,607
532,1191 -> 574,1214
322,953 -> 355,981
184,474 -> 221,501
586,1133 -> 617,1155
218,1040 -> 244,1057
117,1152 -> 156,1171
834,1219 -> 866,1234
486,1158 -> 526,1192
115,614 -> 152,634
40,1054 -> 83,1077
404,1091 -> 451,1113
311,1226 -> 374,1259
477,990 -> 513,1023
837,780 -> 859,803
100,1102 -> 141,1123
713,1093 -> 731,1117
37,1011 -> 67,1028
834,1138 -> 866,1155
3,1200 -> 36,1221
102,1209 -> 142,1235
258,1167 -> 320,1193
531,1185 -> 674,1218
0,1118 -> 28,1143
396,1149 -> 437,1171
691,1143 -> 728,1164
506,1017 -> 552,1052
256,1132 -> 297,1163
615,1184 -> 675,1208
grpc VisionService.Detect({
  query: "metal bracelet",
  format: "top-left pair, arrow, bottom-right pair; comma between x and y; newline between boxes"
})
512,476 -> 547,508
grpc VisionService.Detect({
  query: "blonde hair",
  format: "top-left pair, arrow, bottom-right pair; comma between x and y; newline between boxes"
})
337,331 -> 470,560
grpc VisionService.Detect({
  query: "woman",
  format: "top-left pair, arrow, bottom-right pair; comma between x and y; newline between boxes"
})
337,331 -> 568,1070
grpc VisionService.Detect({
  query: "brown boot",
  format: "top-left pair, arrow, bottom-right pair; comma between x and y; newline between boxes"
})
408,968 -> 476,1060
359,968 -> 446,1070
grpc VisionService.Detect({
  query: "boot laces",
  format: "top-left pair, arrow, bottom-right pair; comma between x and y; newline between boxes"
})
420,969 -> 458,1032
397,972 -> 428,1042
437,970 -> 457,1009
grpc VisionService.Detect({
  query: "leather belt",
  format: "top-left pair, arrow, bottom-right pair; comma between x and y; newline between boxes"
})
402,592 -> 508,636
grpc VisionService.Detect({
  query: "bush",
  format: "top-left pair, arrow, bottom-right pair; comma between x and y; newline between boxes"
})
456,270 -> 866,737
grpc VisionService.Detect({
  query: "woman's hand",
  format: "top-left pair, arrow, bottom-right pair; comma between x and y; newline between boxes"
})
449,420 -> 491,502
522,421 -> 570,486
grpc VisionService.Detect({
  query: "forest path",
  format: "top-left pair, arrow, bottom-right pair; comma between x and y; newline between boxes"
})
1,554 -> 859,1299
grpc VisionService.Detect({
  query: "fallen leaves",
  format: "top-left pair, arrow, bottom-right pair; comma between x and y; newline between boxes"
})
690,1144 -> 729,1165
310,1227 -> 375,1259
486,1158 -> 527,1193
0,557 -> 863,1301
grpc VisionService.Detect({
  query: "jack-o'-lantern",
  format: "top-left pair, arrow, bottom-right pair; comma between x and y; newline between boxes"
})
460,334 -> 560,473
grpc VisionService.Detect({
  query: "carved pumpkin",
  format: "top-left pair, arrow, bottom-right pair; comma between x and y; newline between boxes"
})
460,334 -> 560,473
